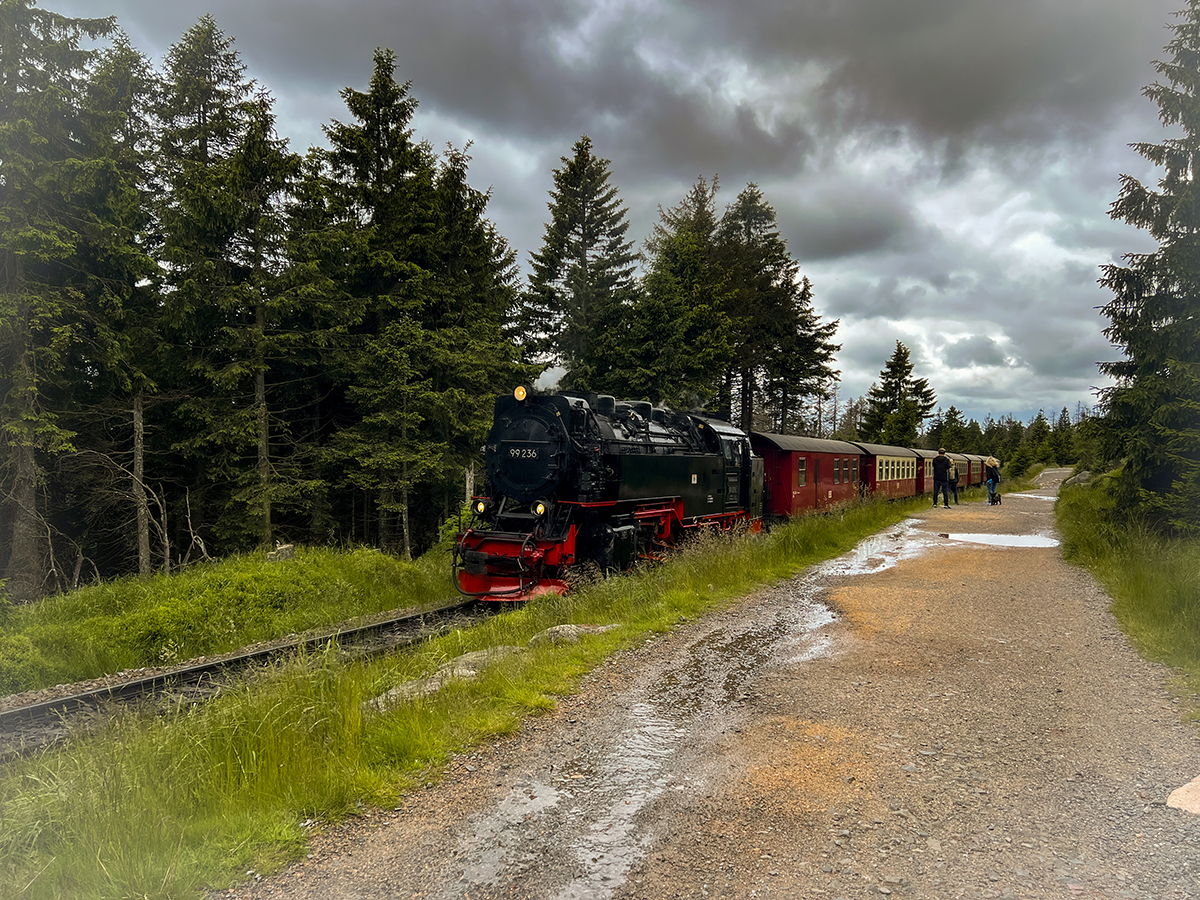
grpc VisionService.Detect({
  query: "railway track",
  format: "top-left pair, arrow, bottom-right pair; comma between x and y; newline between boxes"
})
0,599 -> 487,760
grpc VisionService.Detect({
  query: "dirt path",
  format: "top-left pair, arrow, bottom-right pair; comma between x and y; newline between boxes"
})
229,470 -> 1200,900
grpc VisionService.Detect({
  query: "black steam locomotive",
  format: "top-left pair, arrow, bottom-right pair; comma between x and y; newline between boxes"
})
452,386 -> 764,600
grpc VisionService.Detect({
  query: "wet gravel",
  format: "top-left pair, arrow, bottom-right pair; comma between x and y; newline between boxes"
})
223,470 -> 1200,900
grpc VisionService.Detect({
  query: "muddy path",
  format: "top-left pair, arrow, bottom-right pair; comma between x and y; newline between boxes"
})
229,470 -> 1200,900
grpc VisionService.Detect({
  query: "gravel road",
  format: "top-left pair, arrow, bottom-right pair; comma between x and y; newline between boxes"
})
225,469 -> 1200,900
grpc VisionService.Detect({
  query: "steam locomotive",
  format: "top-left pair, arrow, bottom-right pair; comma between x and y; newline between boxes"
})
452,386 -> 987,601
452,386 -> 763,600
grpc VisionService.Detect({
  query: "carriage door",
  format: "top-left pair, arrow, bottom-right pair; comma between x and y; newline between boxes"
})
723,439 -> 743,512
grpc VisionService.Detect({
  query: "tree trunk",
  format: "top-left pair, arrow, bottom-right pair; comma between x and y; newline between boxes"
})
133,391 -> 151,576
465,461 -> 475,504
400,462 -> 412,561
7,441 -> 41,603
739,366 -> 754,433
256,302 -> 271,546
4,273 -> 43,603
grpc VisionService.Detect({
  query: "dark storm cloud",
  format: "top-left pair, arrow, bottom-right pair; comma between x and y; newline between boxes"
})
686,0 -> 1180,145
60,0 -> 1180,178
823,276 -> 935,321
778,180 -> 929,261
943,336 -> 1010,369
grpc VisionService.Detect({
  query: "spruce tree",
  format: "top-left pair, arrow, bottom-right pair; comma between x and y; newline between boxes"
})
156,15 -> 300,551
928,405 -> 968,451
859,342 -> 937,446
320,48 -> 441,558
0,2 -> 116,600
716,184 -> 839,433
1098,0 -> 1200,531
520,136 -> 638,387
607,177 -> 734,407
57,33 -> 163,578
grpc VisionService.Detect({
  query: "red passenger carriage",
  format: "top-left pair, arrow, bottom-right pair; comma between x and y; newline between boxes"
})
750,434 -> 864,519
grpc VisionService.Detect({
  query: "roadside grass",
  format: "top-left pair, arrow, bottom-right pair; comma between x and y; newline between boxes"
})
1056,477 -> 1200,718
0,495 -> 924,900
0,547 -> 452,693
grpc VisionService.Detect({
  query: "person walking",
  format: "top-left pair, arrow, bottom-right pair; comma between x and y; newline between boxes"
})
931,448 -> 952,508
948,457 -> 960,504
985,456 -> 1002,505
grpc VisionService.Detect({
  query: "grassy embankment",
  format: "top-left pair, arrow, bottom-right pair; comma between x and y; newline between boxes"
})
1056,475 -> 1200,715
0,495 -> 925,900
0,547 -> 453,694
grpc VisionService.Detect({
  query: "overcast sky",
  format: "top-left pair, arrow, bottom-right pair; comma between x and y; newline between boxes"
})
54,0 -> 1180,427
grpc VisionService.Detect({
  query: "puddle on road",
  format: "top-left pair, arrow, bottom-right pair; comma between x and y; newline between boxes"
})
815,518 -> 940,577
1006,493 -> 1058,501
943,533 -> 1060,548
552,702 -> 683,900
811,516 -> 1062,574
446,780 -> 564,892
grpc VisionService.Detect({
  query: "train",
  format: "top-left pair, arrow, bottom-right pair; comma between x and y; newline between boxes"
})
451,387 -> 986,601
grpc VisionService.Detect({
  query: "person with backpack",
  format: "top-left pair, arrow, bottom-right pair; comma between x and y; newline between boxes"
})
948,458 -> 960,504
931,448 -> 952,508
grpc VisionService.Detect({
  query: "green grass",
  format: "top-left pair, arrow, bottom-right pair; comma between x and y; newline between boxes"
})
0,547 -> 452,693
0,496 -> 924,900
1057,475 -> 1200,716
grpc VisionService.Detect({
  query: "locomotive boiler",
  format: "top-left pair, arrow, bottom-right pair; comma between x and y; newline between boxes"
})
452,386 -> 764,601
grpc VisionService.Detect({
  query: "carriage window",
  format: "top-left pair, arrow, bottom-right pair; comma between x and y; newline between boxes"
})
797,457 -> 807,486
834,458 -> 841,483
852,458 -> 859,482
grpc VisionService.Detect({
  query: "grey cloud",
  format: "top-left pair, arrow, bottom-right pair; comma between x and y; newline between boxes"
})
779,180 -> 929,261
685,0 -> 1179,146
823,277 -> 934,321
943,336 -> 1010,368
65,0 -> 1182,184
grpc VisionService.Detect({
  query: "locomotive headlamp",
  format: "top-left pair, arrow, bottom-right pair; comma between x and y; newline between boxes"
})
514,385 -> 528,401
474,499 -> 489,515
532,500 -> 548,517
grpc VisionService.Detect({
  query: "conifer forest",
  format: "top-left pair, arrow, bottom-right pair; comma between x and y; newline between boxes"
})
1,3 -> 1197,601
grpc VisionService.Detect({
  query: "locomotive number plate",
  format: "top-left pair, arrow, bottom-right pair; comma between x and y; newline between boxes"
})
503,442 -> 544,460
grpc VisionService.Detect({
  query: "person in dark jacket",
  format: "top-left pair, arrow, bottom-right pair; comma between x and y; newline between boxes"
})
985,456 -> 1002,505
931,448 -> 952,508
